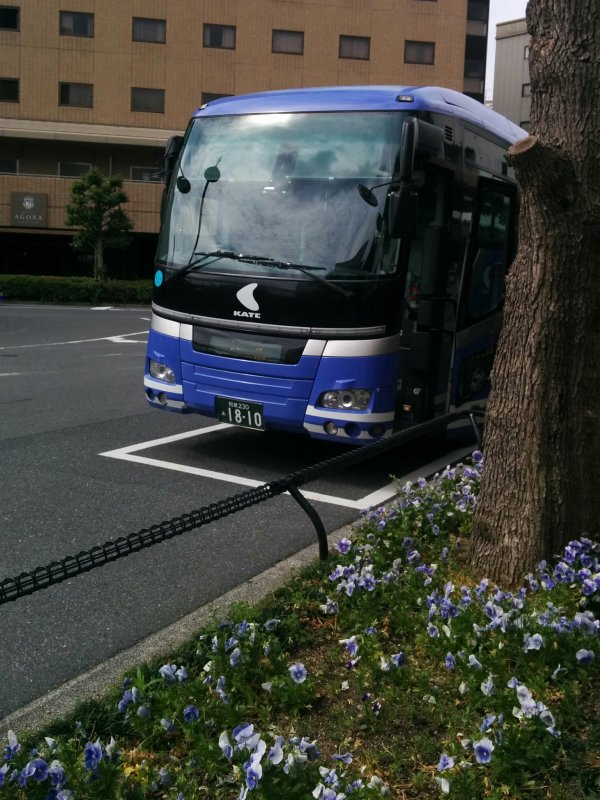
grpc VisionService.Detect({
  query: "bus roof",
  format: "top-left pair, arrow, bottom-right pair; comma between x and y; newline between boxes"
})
193,85 -> 526,145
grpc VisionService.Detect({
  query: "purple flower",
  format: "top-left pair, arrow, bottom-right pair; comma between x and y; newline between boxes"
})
183,704 -> 200,723
473,737 -> 494,764
445,652 -> 456,669
263,618 -> 280,631
576,649 -> 595,664
437,753 -> 455,772
391,652 -> 405,667
340,636 -> 359,657
159,663 -> 186,684
337,538 -> 352,554
524,633 -> 543,652
4,730 -> 21,761
20,758 -> 49,783
83,740 -> 103,771
331,752 -> 353,763
289,663 -> 308,683
229,647 -> 242,667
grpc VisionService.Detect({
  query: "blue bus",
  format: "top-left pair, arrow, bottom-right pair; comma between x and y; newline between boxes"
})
145,85 -> 525,444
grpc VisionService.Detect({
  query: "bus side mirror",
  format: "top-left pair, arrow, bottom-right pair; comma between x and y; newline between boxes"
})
162,135 -> 184,186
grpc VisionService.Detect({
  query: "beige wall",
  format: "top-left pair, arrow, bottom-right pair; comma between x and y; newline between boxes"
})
2,0 -> 470,132
1,0 -> 477,238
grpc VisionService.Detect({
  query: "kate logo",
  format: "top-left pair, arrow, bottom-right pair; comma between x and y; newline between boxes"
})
234,283 -> 261,319
22,196 -> 35,210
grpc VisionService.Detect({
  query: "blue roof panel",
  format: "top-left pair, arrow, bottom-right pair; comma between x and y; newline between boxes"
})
193,85 -> 526,144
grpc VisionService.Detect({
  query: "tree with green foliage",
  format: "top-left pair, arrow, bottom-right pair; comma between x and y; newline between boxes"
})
65,168 -> 133,280
470,0 -> 600,585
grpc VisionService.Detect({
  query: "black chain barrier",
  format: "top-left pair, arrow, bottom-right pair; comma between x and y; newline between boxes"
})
0,411 -> 483,607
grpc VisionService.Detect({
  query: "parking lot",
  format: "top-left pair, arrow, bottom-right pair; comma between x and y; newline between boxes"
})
0,303 -> 474,721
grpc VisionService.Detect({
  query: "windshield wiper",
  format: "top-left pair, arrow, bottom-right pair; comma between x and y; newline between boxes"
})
165,250 -> 239,282
226,253 -> 354,300
166,250 -> 353,300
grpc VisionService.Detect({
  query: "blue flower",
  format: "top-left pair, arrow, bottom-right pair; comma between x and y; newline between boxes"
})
183,704 -> 200,723
263,618 -> 280,631
83,740 -> 103,771
159,663 -> 186,684
445,652 -> 456,669
391,652 -> 405,667
437,753 -> 455,772
48,760 -> 66,788
576,649 -> 595,664
219,731 -> 233,760
480,674 -> 495,697
4,730 -> 21,760
160,718 -> 176,732
524,633 -> 544,652
20,757 -> 49,783
267,737 -> 285,765
230,647 -> 243,667
331,752 -> 353,763
339,635 -> 359,657
337,537 -> 352,554
468,654 -> 483,669
473,737 -> 494,764
289,662 -> 308,683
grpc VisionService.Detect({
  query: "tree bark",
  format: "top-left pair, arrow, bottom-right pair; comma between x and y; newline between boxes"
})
94,237 -> 105,281
470,0 -> 600,585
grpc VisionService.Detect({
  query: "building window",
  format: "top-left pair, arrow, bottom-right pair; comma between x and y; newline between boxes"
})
203,23 -> 235,49
59,161 -> 92,177
467,0 -> 488,21
272,29 -> 304,55
0,6 -> 19,30
131,87 -> 165,113
404,40 -> 435,64
59,11 -> 94,37
0,77 -> 19,102
59,82 -> 93,107
339,35 -> 370,60
201,91 -> 232,105
130,166 -> 161,182
0,158 -> 18,173
132,17 -> 166,44
524,45 -> 530,59
522,83 -> 532,97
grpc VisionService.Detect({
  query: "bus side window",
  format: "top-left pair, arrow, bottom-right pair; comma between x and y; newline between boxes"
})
467,187 -> 514,319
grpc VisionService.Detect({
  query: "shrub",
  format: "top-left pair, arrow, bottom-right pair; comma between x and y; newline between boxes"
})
0,275 -> 151,305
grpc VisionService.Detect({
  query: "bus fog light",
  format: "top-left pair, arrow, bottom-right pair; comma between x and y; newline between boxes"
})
157,393 -> 168,405
317,389 -> 371,410
149,359 -> 176,383
324,422 -> 338,435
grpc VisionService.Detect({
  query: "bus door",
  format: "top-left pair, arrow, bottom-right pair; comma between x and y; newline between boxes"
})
451,178 -> 518,413
395,167 -> 456,427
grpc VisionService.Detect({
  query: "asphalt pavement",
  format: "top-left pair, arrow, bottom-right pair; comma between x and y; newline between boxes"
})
0,303 -> 474,730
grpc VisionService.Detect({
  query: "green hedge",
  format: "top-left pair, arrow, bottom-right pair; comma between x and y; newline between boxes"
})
0,274 -> 152,305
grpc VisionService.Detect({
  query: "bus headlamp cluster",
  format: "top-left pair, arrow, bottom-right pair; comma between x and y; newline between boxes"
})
149,359 -> 176,384
318,389 -> 371,410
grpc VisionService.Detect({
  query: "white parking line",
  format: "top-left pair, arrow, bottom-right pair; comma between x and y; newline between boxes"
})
100,426 -> 475,510
0,331 -> 148,351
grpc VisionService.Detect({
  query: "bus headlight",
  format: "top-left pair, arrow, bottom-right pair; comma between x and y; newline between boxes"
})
149,359 -> 176,383
318,389 -> 371,410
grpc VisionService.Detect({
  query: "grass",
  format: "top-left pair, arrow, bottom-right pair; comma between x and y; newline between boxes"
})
1,454 -> 599,799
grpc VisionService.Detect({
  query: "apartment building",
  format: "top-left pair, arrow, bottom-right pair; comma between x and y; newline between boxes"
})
0,0 -> 490,278
492,18 -> 530,129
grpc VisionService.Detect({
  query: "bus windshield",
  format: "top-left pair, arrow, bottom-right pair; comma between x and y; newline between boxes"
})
157,111 -> 408,279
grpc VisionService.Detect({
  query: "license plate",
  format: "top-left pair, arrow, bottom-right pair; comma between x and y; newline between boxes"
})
216,397 -> 264,430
